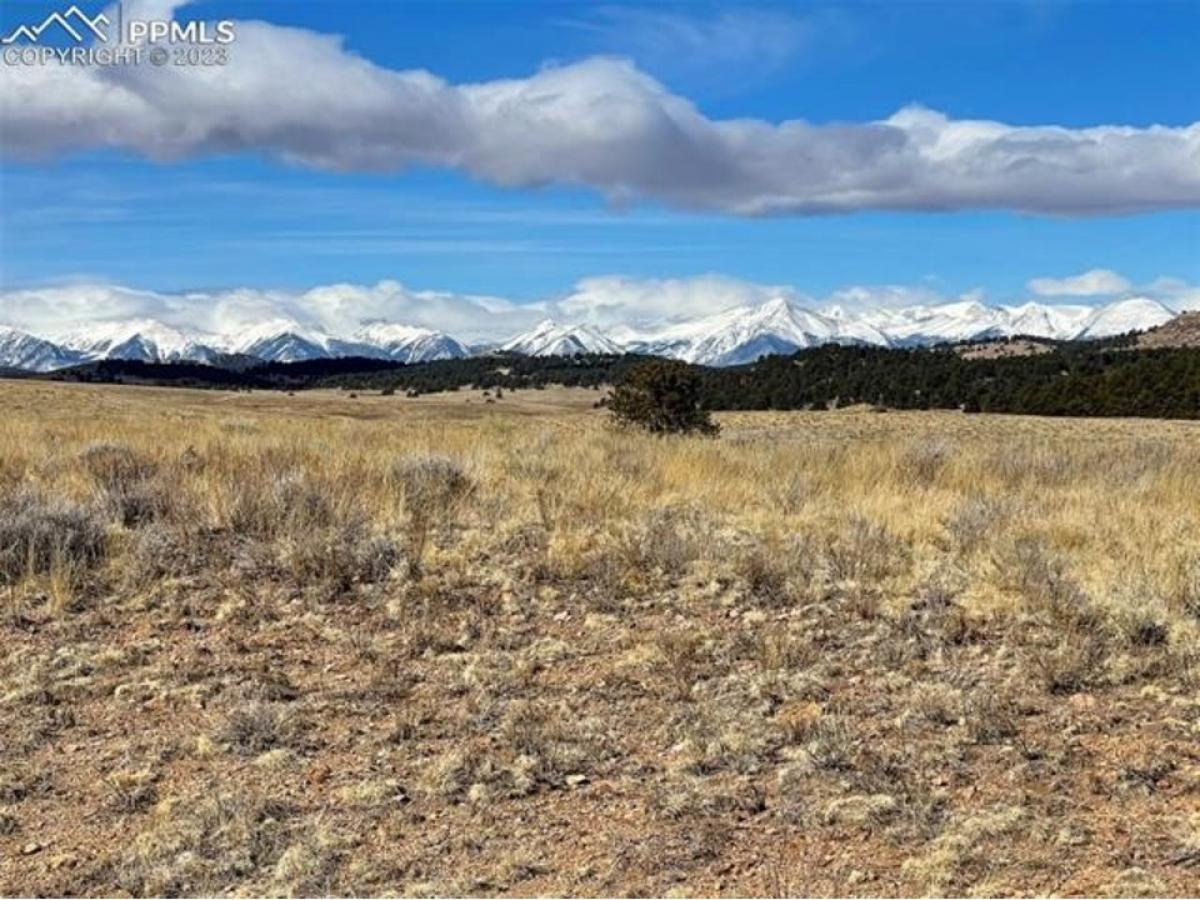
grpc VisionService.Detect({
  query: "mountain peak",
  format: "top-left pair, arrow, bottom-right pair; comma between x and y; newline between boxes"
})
500,320 -> 621,356
0,296 -> 1183,372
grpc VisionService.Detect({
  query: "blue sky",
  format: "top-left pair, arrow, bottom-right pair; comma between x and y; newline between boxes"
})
0,0 -> 1197,321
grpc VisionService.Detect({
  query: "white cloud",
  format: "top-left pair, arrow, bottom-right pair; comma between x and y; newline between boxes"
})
555,274 -> 800,326
1,6 -> 1197,216
1144,276 -> 1200,311
0,281 -> 543,343
822,283 -> 960,312
1027,268 -> 1133,297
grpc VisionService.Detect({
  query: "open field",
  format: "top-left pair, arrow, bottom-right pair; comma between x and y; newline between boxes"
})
2,379 -> 1200,896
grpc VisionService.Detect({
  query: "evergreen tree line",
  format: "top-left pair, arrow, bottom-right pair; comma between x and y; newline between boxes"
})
42,343 -> 1200,419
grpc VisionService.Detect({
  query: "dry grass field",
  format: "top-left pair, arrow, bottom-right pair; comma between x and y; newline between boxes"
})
2,378 -> 1200,897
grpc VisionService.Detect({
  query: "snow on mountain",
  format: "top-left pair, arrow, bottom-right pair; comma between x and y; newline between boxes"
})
225,320 -> 335,363
0,326 -> 86,372
500,320 -> 623,356
619,296 -> 889,366
1004,302 -> 1093,339
860,301 -> 1010,346
1073,297 -> 1177,340
853,299 -> 1156,345
226,321 -> 470,363
0,295 -> 1183,372
352,323 -> 470,362
56,319 -> 223,363
667,297 -> 839,365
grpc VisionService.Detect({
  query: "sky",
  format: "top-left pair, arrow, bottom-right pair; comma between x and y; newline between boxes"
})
0,0 -> 1198,338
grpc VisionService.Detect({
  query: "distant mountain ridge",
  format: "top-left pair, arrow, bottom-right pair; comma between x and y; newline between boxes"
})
0,295 -> 1180,372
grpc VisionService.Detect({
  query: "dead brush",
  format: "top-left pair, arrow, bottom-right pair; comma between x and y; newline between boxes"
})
1000,542 -> 1115,693
617,504 -> 716,579
827,514 -> 912,583
668,687 -> 785,776
755,629 -> 816,671
1031,633 -> 1111,695
654,775 -> 766,820
850,746 -> 946,837
943,496 -> 1009,555
509,455 -> 566,532
1167,553 -> 1200,620
736,536 -> 821,607
423,700 -> 607,801
1106,577 -> 1172,648
654,630 -> 709,700
217,701 -> 303,756
226,469 -> 339,540
802,713 -> 857,772
0,487 -> 108,586
278,515 -> 400,598
901,439 -> 953,487
393,455 -> 474,577
106,769 -> 159,813
116,791 -> 295,896
122,523 -> 209,586
79,442 -> 173,527
999,537 -> 1106,631
962,686 -> 1021,744
989,444 -> 1074,488
79,442 -> 156,486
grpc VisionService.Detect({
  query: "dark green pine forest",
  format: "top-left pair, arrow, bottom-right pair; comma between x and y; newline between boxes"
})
42,341 -> 1200,420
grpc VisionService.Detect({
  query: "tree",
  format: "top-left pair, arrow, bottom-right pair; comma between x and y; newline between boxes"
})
608,360 -> 719,436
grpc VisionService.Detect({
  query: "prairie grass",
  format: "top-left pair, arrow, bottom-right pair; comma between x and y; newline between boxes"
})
1,380 -> 1198,897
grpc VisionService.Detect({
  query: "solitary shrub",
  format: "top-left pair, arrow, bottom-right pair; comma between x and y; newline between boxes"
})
609,360 -> 718,436
228,470 -> 337,539
279,518 -> 400,595
393,455 -> 473,576
0,489 -> 107,584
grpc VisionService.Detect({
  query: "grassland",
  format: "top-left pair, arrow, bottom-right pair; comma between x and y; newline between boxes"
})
2,379 -> 1199,897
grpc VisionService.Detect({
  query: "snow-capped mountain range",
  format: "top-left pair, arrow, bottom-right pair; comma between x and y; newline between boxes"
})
0,296 -> 1180,373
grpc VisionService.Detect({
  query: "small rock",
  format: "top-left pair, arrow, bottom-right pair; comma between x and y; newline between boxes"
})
21,842 -> 41,856
566,773 -> 590,787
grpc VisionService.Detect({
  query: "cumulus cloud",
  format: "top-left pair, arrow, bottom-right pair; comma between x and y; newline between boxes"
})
1027,268 -> 1133,297
1,5 -> 1197,216
0,281 -> 543,343
1144,276 -> 1200,311
555,274 -> 801,326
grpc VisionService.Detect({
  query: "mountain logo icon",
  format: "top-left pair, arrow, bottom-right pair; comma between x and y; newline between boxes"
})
2,5 -> 110,44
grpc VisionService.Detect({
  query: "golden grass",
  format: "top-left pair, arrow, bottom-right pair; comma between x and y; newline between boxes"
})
1,378 -> 1199,897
